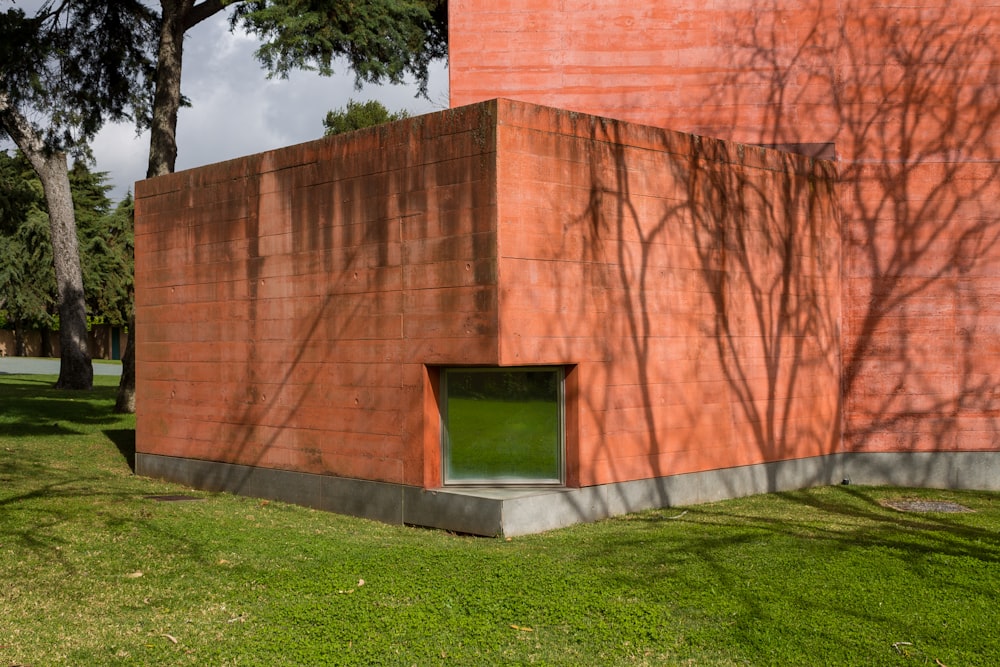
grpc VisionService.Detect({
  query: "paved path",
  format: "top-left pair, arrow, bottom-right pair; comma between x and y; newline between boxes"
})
0,357 -> 122,376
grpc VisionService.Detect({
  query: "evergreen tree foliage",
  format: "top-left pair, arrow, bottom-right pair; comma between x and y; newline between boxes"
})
233,0 -> 446,95
0,151 -> 133,332
0,145 -> 37,226
323,99 -> 409,136
0,151 -> 54,332
0,1 -> 158,152
69,163 -> 134,328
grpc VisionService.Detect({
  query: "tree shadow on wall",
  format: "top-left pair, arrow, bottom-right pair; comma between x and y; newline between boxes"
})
724,1 -> 1000,459
564,117 -> 840,512
195,113 -> 493,500
213,136 -> 406,496
551,0 -> 1000,517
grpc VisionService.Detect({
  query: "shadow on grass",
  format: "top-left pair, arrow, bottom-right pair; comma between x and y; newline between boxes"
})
568,485 -> 1000,664
576,486 -> 1000,606
0,375 -> 123,437
618,485 -> 1000,570
104,428 -> 136,471
775,485 -> 1000,561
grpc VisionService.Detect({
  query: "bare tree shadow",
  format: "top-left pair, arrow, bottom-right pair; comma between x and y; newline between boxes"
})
137,0 -> 1000,529
710,1 -> 1000,463
515,0 -> 998,523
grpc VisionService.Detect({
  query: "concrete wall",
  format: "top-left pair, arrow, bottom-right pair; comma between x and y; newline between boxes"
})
135,103 -> 500,488
493,100 -> 840,486
449,0 -> 842,146
450,0 -> 1000,458
136,99 -> 840,495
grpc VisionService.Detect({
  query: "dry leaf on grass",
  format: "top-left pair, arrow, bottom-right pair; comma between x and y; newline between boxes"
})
338,578 -> 366,594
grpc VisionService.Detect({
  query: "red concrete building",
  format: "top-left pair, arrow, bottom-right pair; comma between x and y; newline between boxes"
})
450,0 -> 1000,462
134,1 -> 1000,535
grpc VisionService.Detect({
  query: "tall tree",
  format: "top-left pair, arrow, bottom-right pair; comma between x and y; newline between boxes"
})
114,0 -> 448,411
0,2 -> 156,389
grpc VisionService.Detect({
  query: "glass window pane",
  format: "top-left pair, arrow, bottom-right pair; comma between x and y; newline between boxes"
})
444,368 -> 562,484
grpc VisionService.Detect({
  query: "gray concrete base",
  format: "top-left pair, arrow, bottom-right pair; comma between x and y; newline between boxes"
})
136,451 -> 1000,537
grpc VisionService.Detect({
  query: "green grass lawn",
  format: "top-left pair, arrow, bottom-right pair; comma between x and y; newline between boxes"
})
2,374 -> 1000,665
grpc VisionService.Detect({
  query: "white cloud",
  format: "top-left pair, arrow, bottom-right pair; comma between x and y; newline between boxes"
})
88,124 -> 148,199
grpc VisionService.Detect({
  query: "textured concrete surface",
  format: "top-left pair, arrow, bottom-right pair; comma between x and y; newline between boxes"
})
450,0 -> 1000,457
135,99 -> 840,494
134,102 -> 501,490
132,0 -> 1000,533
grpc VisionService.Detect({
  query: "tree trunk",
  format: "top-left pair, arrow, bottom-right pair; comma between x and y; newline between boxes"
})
114,316 -> 136,412
39,152 -> 93,389
0,101 -> 93,389
146,0 -> 192,179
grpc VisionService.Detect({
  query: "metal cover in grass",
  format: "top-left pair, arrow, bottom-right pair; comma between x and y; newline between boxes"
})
882,499 -> 973,513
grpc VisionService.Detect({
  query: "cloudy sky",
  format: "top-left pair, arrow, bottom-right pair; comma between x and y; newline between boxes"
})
10,6 -> 450,202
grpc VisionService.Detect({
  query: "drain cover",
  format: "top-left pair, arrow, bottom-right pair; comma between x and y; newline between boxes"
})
144,494 -> 204,502
882,500 -> 972,513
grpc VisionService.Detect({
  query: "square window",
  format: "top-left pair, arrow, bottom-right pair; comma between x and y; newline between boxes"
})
442,367 -> 564,485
